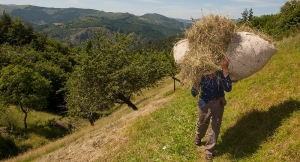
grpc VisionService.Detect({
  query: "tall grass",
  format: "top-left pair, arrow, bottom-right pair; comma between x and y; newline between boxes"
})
0,107 -> 80,160
104,35 -> 300,161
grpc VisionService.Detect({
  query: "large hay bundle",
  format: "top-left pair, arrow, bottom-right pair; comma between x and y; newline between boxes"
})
174,14 -> 277,84
179,14 -> 236,85
227,32 -> 277,81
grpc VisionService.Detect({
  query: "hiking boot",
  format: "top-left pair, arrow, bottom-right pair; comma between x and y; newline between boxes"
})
206,154 -> 213,161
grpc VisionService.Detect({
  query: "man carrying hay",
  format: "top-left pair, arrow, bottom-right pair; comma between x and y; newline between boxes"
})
174,13 -> 276,161
191,59 -> 232,161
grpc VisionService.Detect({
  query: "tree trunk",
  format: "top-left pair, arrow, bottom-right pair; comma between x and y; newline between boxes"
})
19,102 -> 28,130
87,112 -> 95,126
117,93 -> 138,110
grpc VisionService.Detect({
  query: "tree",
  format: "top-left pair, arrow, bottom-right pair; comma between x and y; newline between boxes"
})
0,11 -> 12,44
0,12 -> 36,46
6,18 -> 35,46
248,8 -> 254,21
0,65 -> 52,129
241,8 -> 249,23
66,28 -> 176,125
248,0 -> 300,40
34,61 -> 68,112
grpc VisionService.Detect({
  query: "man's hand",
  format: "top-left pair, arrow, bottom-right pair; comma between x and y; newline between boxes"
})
221,59 -> 230,77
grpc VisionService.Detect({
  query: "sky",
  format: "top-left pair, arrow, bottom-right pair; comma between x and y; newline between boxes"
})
0,0 -> 289,20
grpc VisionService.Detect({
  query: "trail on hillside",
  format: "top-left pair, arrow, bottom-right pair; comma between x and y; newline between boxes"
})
36,83 -> 175,162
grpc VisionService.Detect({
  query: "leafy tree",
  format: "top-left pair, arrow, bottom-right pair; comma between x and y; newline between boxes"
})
248,8 -> 254,21
34,61 -> 68,112
0,12 -> 36,46
248,0 -> 300,40
0,42 -> 73,113
7,18 -> 35,46
241,8 -> 249,23
30,31 -> 48,52
66,28 -> 176,125
0,11 -> 12,44
0,65 -> 52,129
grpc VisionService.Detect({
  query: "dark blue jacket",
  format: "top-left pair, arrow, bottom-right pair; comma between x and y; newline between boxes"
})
191,71 -> 232,108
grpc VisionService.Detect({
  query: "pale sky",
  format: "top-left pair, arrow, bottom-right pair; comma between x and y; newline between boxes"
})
0,0 -> 288,20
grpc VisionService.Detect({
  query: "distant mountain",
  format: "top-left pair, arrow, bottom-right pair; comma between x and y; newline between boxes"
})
0,4 -> 191,45
173,18 -> 193,24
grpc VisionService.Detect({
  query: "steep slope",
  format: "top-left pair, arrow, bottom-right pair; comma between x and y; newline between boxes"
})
7,36 -> 300,162
5,77 -> 179,162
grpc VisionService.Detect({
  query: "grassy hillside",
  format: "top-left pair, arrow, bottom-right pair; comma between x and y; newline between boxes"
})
103,35 -> 300,161
5,34 -> 300,162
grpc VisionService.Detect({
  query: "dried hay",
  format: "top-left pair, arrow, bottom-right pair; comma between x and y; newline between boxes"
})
237,23 -> 275,44
176,14 -> 276,85
180,14 -> 236,85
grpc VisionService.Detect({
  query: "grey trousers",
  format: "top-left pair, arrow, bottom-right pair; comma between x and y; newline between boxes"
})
196,97 -> 226,155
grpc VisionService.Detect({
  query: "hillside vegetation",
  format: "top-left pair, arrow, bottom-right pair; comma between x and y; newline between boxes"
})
0,5 -> 189,45
1,0 -> 300,161
249,0 -> 300,40
5,31 -> 300,162
0,11 -> 182,160
96,34 -> 300,161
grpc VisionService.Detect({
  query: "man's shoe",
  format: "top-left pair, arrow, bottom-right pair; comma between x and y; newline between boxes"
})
206,154 -> 213,161
194,138 -> 201,146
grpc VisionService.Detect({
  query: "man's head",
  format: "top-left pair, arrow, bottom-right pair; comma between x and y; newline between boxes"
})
203,70 -> 215,76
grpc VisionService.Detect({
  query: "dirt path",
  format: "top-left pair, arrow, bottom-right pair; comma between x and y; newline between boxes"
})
36,82 -> 175,162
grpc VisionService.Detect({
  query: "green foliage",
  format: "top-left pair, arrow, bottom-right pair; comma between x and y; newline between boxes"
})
0,106 -> 75,161
66,28 -> 176,125
0,65 -> 52,108
248,0 -> 300,40
240,8 -> 253,22
0,134 -> 20,159
0,11 -> 75,111
248,8 -> 253,20
0,44 -> 73,112
135,34 -> 184,53
0,11 -> 36,46
1,5 -> 187,45
0,11 -> 12,44
241,8 -> 249,23
0,65 -> 52,129
33,61 -> 68,111
104,34 -> 300,162
29,31 -> 48,52
0,108 -> 21,129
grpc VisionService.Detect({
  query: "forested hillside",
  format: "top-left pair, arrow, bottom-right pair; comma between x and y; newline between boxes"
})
0,4 -> 189,45
0,11 -> 180,160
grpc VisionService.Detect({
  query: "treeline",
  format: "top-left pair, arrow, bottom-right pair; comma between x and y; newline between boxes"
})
0,12 -> 178,159
41,13 -> 185,45
4,5 -> 187,45
248,0 -> 300,40
10,6 -> 98,24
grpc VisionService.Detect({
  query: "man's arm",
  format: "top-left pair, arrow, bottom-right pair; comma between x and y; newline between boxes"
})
191,86 -> 198,97
221,59 -> 229,77
221,59 -> 232,92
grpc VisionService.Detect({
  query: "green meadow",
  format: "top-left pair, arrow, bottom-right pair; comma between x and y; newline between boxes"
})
4,35 -> 300,162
